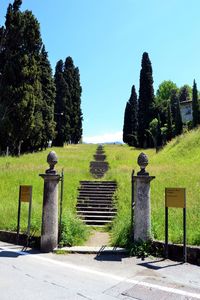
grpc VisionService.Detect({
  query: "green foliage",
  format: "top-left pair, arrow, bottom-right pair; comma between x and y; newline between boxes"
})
54,57 -> 83,145
166,103 -> 173,141
63,57 -> 83,144
54,60 -> 70,146
179,84 -> 192,103
128,240 -> 158,258
138,52 -> 155,148
59,211 -> 90,247
0,1 -> 55,154
123,85 -> 138,146
156,80 -> 178,103
192,80 -> 199,128
175,98 -> 183,136
39,45 -> 56,148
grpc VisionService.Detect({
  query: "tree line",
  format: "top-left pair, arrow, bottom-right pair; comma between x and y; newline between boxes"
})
0,0 -> 82,155
123,52 -> 200,149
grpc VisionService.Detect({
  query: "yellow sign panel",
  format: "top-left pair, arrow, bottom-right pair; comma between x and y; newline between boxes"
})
165,188 -> 186,208
20,186 -> 32,202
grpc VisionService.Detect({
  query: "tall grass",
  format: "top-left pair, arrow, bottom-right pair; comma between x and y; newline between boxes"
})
0,144 -> 96,245
1,129 -> 200,247
104,128 -> 200,246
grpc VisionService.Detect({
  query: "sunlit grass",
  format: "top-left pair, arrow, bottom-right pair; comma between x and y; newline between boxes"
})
104,128 -> 200,246
1,128 -> 200,247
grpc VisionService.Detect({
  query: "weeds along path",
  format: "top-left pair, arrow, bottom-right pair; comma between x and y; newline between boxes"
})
76,145 -> 117,243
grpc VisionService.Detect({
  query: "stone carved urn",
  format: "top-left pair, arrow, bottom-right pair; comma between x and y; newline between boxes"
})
46,151 -> 58,174
137,152 -> 149,176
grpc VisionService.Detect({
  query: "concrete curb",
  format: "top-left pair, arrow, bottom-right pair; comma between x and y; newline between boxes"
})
0,230 -> 199,265
54,246 -> 128,255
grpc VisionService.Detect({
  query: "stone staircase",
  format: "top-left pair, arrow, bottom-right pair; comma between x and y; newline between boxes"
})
77,181 -> 117,226
90,145 -> 109,178
76,145 -> 117,226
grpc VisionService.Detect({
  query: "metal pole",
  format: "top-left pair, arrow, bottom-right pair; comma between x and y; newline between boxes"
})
131,170 -> 135,240
183,207 -> 187,263
59,169 -> 64,244
165,207 -> 168,259
17,186 -> 22,244
26,188 -> 32,247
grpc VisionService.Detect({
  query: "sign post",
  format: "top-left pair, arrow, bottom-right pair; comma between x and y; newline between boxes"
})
165,188 -> 186,262
17,185 -> 32,246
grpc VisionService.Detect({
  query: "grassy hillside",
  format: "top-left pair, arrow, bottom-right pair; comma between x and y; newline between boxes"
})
0,144 -> 96,240
105,128 -> 200,246
0,128 -> 200,247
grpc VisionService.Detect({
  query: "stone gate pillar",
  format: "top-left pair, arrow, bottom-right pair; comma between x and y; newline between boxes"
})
40,151 -> 60,252
132,153 -> 155,242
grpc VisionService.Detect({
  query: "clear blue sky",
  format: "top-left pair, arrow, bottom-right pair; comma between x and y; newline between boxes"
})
1,0 -> 200,142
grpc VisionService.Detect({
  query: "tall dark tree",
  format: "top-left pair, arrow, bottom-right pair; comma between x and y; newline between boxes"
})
0,0 -> 57,154
138,52 -> 155,148
123,85 -> 138,146
54,60 -> 70,146
63,56 -> 83,144
192,80 -> 199,128
170,88 -> 178,125
0,3 -> 43,154
39,45 -> 56,148
156,114 -> 162,148
175,98 -> 183,136
166,103 -> 173,141
179,85 -> 191,103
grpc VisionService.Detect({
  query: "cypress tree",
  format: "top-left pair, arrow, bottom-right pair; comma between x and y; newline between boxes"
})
192,80 -> 199,128
123,85 -> 138,146
63,57 -> 83,144
170,88 -> 178,125
156,114 -> 162,148
0,1 -> 45,154
179,85 -> 191,103
175,98 -> 183,136
166,103 -> 173,141
54,60 -> 71,146
138,52 -> 155,148
39,45 -> 56,148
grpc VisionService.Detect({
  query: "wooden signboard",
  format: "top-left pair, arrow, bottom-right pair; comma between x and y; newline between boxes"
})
20,185 -> 32,202
17,185 -> 32,246
165,187 -> 186,262
165,188 -> 186,208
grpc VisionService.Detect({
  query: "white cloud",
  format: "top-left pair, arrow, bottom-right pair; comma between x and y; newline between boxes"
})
83,131 -> 123,144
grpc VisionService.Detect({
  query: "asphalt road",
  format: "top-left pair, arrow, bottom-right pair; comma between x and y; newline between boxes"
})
0,241 -> 200,300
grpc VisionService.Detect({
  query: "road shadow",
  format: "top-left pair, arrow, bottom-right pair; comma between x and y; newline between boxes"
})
94,246 -> 128,261
138,258 -> 184,270
0,247 -> 40,258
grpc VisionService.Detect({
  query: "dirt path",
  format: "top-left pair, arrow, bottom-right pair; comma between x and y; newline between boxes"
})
84,230 -> 110,247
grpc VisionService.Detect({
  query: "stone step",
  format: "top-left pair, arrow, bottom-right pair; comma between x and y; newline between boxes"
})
80,215 -> 115,221
78,191 -> 114,196
77,196 -> 114,201
80,181 -> 117,185
78,188 -> 116,193
93,154 -> 106,161
77,201 -> 114,206
77,211 -> 116,216
84,220 -> 113,225
77,206 -> 116,212
77,201 -> 114,207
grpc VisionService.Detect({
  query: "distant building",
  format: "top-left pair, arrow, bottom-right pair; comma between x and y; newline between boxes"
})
180,100 -> 192,123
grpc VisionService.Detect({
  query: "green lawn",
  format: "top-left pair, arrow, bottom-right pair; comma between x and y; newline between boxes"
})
104,128 -> 200,246
0,128 -> 200,247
